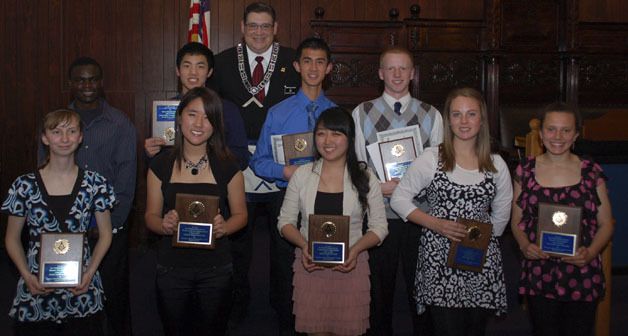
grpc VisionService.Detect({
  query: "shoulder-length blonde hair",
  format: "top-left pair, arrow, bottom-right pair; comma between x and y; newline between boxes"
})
440,87 -> 496,173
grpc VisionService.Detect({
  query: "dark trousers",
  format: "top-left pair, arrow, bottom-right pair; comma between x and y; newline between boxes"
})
14,312 -> 104,336
430,306 -> 491,336
228,203 -> 254,322
99,229 -> 131,336
368,218 -> 424,335
156,263 -> 233,336
527,295 -> 598,336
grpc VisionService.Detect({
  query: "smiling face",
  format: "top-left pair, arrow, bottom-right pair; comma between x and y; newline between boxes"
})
540,111 -> 579,155
42,117 -> 83,157
177,54 -> 213,94
241,12 -> 277,54
69,64 -> 103,110
179,97 -> 213,148
378,52 -> 414,99
293,48 -> 332,89
315,125 -> 349,164
448,96 -> 482,142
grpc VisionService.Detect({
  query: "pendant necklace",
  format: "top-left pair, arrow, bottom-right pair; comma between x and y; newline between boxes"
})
184,154 -> 208,175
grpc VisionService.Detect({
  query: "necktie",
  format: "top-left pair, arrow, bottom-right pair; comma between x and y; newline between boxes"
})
394,101 -> 402,114
307,103 -> 318,131
252,56 -> 265,103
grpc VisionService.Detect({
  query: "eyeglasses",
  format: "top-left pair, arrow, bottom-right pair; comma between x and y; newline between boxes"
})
245,23 -> 273,32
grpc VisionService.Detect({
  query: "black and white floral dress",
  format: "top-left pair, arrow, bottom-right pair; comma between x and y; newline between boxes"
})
414,158 -> 507,315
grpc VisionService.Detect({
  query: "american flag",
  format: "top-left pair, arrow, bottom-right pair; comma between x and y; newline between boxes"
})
188,0 -> 210,46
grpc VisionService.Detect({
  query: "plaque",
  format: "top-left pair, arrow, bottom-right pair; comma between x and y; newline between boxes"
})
447,218 -> 492,273
308,214 -> 350,267
152,100 -> 180,146
39,233 -> 84,287
537,203 -> 582,257
379,136 -> 417,181
282,131 -> 315,166
173,193 -> 219,249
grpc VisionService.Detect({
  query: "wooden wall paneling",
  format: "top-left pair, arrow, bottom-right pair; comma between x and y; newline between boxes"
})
576,22 -> 628,53
404,20 -> 485,51
213,0 -> 237,52
485,56 -> 501,138
0,0 -> 18,200
418,0 -> 484,20
499,0 -> 561,51
579,0 -> 628,22
499,54 -> 562,106
578,55 -> 628,106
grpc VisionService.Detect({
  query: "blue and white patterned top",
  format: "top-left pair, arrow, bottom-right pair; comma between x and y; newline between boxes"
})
1,169 -> 115,322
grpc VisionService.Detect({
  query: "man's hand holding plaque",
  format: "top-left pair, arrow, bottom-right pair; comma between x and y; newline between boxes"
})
308,214 -> 350,267
282,131 -> 315,166
537,203 -> 582,257
39,233 -> 84,288
378,136 -> 417,181
447,218 -> 492,273
173,193 -> 220,249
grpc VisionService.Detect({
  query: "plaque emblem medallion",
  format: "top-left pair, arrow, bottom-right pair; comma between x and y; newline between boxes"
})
188,201 -> 206,219
552,211 -> 568,227
468,226 -> 482,241
53,239 -> 70,255
164,127 -> 176,142
391,144 -> 405,157
321,221 -> 337,238
294,138 -> 307,152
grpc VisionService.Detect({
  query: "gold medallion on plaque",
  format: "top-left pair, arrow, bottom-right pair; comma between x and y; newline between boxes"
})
53,239 -> 70,255
188,201 -> 206,219
552,211 -> 568,227
294,138 -> 307,152
391,144 -> 405,157
164,127 -> 176,142
468,225 -> 482,241
321,221 -> 337,238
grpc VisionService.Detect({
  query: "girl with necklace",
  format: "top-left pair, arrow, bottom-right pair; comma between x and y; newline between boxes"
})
390,88 -> 513,335
510,103 -> 613,336
144,87 -> 247,335
277,107 -> 388,335
3,109 -> 114,335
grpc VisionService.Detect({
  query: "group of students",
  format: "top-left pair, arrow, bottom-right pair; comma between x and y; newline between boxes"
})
2,2 -> 614,336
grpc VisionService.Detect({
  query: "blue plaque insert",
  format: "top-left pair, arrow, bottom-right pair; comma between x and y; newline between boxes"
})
540,231 -> 576,256
177,222 -> 212,245
453,245 -> 484,268
156,105 -> 177,122
42,261 -> 80,285
311,242 -> 345,264
289,156 -> 315,166
385,161 -> 413,179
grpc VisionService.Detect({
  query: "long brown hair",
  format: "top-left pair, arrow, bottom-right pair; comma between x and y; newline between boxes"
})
440,87 -> 496,173
172,87 -> 234,171
39,109 -> 82,168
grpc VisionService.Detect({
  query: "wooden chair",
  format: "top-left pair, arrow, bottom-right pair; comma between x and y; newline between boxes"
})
522,119 -> 612,336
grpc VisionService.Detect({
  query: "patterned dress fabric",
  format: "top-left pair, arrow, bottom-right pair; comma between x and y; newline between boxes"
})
515,157 -> 606,301
1,170 -> 115,322
415,159 -> 507,315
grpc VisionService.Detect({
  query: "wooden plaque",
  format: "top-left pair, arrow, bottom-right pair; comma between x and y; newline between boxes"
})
537,202 -> 582,257
282,131 -> 315,166
308,214 -> 350,267
173,193 -> 219,249
379,136 -> 417,181
447,218 -> 492,273
39,233 -> 84,287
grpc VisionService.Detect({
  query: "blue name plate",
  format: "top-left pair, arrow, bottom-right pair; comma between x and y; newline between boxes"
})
540,231 -> 576,256
156,105 -> 177,122
385,160 -> 413,179
177,222 -> 213,245
42,261 -> 80,285
311,242 -> 345,264
289,156 -> 315,166
454,245 -> 484,268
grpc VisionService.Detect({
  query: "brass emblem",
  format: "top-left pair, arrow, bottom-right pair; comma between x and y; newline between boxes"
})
467,226 -> 482,241
391,144 -> 405,157
188,201 -> 206,219
53,239 -> 70,255
294,138 -> 307,152
552,211 -> 568,227
164,127 -> 176,142
321,221 -> 337,238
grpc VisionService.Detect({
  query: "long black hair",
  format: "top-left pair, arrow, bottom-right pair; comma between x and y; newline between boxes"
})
172,87 -> 234,170
314,107 -> 370,212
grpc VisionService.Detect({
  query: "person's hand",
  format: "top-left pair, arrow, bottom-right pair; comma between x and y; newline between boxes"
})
70,269 -> 96,296
283,165 -> 299,180
380,179 -> 400,197
334,247 -> 358,273
562,246 -> 593,267
144,137 -> 166,158
301,246 -> 324,272
213,213 -> 228,239
433,218 -> 467,242
161,210 -> 179,235
520,242 -> 549,260
23,273 -> 52,295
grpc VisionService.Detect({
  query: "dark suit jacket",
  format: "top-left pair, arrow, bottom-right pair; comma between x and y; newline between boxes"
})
210,44 -> 300,141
